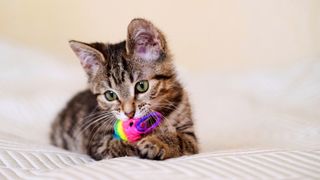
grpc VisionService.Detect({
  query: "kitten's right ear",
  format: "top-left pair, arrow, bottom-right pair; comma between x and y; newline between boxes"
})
126,18 -> 167,62
69,40 -> 105,76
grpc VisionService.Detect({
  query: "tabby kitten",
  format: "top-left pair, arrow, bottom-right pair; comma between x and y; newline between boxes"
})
50,18 -> 199,160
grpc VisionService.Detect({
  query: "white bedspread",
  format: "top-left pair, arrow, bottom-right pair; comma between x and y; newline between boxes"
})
0,41 -> 319,179
0,132 -> 319,179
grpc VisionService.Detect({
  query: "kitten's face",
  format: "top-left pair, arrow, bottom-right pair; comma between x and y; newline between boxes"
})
101,78 -> 156,121
95,63 -> 169,121
69,18 -> 181,121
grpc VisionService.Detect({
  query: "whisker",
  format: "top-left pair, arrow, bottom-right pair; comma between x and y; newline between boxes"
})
78,114 -> 109,130
74,112 -> 115,139
88,116 -> 116,145
79,111 -> 114,130
74,118 -> 105,140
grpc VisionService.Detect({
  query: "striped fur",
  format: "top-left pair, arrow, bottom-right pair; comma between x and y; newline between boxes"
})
50,18 -> 199,160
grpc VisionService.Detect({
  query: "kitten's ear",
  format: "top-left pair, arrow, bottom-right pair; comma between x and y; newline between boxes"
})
69,40 -> 105,76
126,18 -> 167,61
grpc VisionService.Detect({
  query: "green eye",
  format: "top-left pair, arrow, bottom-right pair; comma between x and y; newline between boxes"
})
135,80 -> 149,93
105,90 -> 118,101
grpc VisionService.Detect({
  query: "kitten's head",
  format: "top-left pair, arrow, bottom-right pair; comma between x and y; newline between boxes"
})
69,18 -> 183,121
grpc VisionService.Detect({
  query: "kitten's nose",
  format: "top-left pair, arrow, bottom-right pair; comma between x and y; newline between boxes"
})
124,111 -> 135,119
123,100 -> 135,119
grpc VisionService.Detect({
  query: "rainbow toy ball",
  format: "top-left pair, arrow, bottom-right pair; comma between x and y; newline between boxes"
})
113,112 -> 163,143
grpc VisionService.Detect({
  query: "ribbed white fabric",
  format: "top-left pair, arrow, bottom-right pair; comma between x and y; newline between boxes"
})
0,134 -> 319,179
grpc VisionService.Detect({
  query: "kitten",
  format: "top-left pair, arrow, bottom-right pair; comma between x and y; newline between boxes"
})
50,18 -> 199,160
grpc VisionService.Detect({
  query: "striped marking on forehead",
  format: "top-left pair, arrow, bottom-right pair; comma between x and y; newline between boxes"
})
100,41 -> 156,88
105,56 -> 134,88
101,42 -> 135,87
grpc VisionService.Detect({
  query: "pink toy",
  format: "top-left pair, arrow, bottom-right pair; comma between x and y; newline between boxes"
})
113,112 -> 163,143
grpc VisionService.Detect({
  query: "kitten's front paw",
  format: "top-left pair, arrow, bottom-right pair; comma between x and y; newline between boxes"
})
137,136 -> 167,160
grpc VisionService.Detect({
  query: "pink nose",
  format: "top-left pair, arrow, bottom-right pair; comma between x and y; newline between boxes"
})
125,111 -> 135,119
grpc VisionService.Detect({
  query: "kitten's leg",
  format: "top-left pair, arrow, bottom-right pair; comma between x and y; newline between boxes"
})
137,131 -> 198,160
87,135 -> 137,160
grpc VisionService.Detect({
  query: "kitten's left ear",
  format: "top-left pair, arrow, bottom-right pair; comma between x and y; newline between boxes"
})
126,18 -> 167,62
69,40 -> 105,77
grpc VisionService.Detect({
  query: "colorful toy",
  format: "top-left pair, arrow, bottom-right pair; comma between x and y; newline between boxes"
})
113,112 -> 163,143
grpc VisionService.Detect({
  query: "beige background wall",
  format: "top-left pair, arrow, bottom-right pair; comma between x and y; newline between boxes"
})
0,0 -> 319,71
